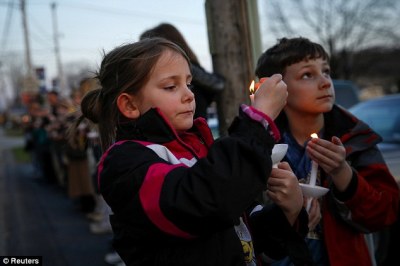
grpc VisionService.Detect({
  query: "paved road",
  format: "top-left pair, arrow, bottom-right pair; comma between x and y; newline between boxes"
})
0,128 -> 111,265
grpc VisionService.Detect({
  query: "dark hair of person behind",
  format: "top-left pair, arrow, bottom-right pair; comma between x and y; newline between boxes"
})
255,37 -> 330,78
73,37 -> 190,152
139,23 -> 200,65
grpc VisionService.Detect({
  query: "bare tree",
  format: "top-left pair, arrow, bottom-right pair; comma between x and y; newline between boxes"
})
262,0 -> 400,79
1,53 -> 25,104
62,61 -> 95,96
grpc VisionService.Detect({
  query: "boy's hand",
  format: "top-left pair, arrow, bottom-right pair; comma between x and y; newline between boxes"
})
253,74 -> 287,120
306,198 -> 321,231
306,136 -> 353,192
266,162 -> 303,225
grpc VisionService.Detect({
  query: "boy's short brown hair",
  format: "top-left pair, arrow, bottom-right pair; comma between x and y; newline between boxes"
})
255,37 -> 330,78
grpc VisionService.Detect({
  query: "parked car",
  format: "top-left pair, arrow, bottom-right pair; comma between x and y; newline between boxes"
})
333,79 -> 360,109
349,93 -> 400,181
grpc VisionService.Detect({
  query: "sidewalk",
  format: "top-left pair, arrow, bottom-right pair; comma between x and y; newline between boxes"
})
0,128 -> 112,265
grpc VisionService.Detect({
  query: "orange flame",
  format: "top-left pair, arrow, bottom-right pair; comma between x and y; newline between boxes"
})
249,80 -> 255,94
311,133 -> 319,139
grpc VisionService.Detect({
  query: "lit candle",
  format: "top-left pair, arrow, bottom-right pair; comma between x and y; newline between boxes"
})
249,78 -> 267,105
306,133 -> 319,212
309,133 -> 319,186
249,80 -> 255,105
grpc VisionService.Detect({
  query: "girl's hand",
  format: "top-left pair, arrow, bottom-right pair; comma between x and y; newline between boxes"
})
306,198 -> 321,231
306,136 -> 353,191
266,162 -> 303,225
253,74 -> 287,120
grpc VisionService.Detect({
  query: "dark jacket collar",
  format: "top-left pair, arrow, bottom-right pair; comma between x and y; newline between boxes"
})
116,108 -> 214,146
275,105 -> 382,154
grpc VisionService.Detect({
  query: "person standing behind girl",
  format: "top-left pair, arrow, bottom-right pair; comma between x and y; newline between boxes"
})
139,23 -> 225,119
255,37 -> 399,266
65,89 -> 97,214
70,37 -> 312,266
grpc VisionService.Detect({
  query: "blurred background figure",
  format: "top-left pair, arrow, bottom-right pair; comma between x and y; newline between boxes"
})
139,22 -> 225,119
24,98 -> 56,183
74,77 -> 120,264
64,88 -> 96,214
45,90 -> 68,186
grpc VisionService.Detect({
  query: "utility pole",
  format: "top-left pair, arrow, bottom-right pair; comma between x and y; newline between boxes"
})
20,0 -> 37,94
51,2 -> 66,94
247,0 -> 262,67
205,0 -> 261,135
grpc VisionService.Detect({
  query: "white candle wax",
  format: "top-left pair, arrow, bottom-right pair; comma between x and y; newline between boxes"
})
250,94 -> 254,105
309,160 -> 318,186
306,161 -> 317,212
307,133 -> 319,212
306,198 -> 312,212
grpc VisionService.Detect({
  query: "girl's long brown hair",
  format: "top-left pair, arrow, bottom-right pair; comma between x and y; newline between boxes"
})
71,37 -> 190,152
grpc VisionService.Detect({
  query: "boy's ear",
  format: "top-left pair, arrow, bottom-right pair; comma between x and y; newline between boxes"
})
116,93 -> 140,119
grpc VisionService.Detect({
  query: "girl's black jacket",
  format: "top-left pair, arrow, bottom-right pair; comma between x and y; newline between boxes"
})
98,107 -> 310,266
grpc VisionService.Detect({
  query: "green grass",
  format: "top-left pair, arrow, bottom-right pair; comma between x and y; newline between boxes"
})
11,146 -> 31,163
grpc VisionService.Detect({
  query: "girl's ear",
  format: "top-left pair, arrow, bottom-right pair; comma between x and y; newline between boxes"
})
116,93 -> 140,119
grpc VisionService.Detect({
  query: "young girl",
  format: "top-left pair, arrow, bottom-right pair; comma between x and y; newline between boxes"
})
255,37 -> 399,266
139,22 -> 225,119
74,37 -> 311,266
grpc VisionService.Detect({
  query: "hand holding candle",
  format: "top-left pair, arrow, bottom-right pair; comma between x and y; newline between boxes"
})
249,78 -> 268,105
309,133 -> 319,186
247,75 -> 287,120
306,133 -> 319,211
299,131 -> 329,210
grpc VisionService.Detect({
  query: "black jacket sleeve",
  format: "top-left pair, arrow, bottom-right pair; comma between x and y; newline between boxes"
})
249,205 -> 314,265
158,110 -> 276,235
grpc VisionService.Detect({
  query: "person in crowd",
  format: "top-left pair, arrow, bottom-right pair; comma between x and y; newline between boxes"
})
255,37 -> 399,266
75,77 -> 120,263
24,99 -> 56,182
64,89 -> 96,214
46,90 -> 60,117
46,90 -> 68,186
139,22 -> 224,119
70,37 -> 312,266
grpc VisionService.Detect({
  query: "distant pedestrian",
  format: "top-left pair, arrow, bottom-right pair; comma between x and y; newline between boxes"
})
46,90 -> 68,186
25,100 -> 56,183
65,89 -> 96,214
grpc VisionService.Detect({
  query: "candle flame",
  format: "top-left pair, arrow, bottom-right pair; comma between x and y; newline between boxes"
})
311,133 -> 319,139
249,80 -> 255,94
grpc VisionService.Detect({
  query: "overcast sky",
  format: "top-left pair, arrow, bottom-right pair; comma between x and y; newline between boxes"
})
0,0 -> 273,107
0,1 -> 208,82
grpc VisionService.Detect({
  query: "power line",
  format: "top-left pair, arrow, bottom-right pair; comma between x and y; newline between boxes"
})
29,13 -> 53,40
1,1 -> 204,25
58,2 -> 203,25
1,1 -> 206,59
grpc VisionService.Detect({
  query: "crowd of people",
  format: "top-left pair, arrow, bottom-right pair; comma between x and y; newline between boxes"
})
10,22 -> 400,266
22,78 -> 124,265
